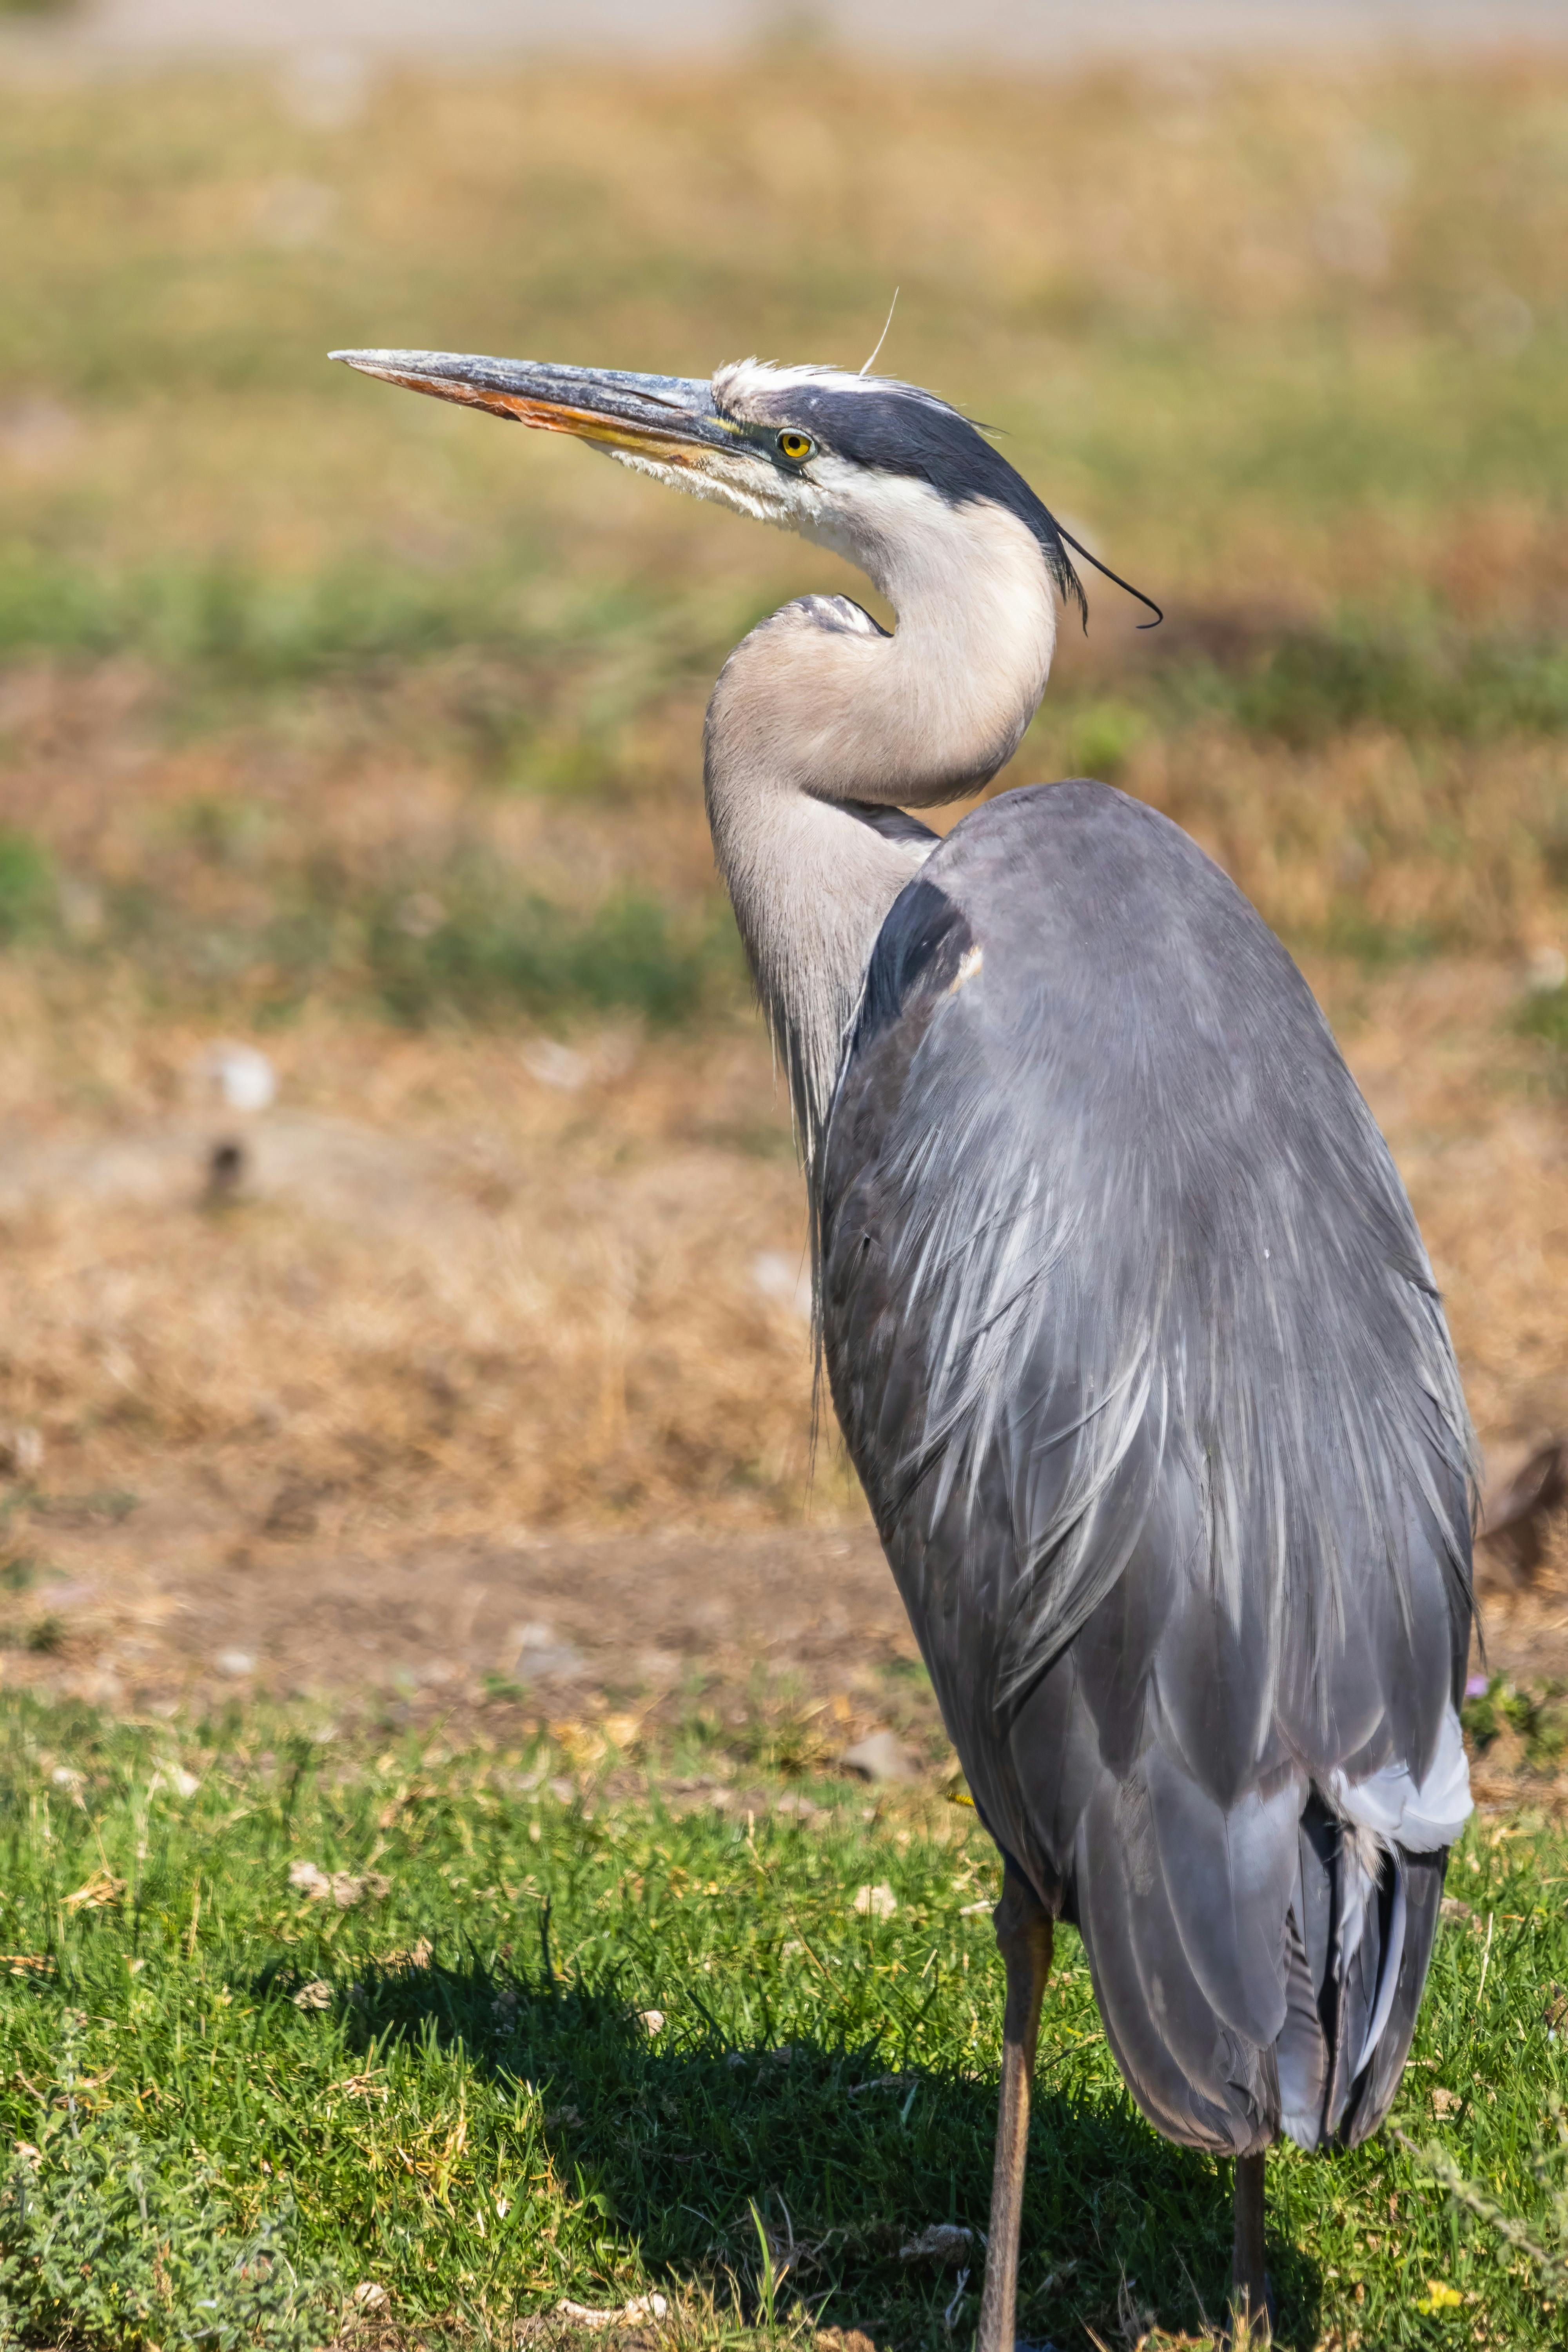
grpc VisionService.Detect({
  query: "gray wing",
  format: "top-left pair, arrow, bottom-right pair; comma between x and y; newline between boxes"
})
820,782 -> 1475,2154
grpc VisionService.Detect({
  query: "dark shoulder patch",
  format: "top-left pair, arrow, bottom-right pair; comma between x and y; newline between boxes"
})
842,802 -> 940,849
853,877 -> 973,1053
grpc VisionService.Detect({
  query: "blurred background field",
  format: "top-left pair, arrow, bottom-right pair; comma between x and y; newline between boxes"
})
0,45 -> 1565,1700
2,29 -> 1568,2352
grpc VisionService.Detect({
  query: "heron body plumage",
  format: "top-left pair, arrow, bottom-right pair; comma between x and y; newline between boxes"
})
336,336 -> 1477,2327
820,780 -> 1474,2155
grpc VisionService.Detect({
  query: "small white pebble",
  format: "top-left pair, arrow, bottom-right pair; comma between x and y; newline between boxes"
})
750,1250 -> 812,1321
196,1042 -> 276,1113
1,1426 -> 44,1479
521,1040 -> 590,1093
557,2295 -> 668,2329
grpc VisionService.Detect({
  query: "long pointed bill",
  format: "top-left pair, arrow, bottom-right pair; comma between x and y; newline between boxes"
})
329,348 -> 735,466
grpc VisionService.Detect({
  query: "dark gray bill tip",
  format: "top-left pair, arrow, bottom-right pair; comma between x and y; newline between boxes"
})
328,348 -> 733,454
328,347 -> 482,385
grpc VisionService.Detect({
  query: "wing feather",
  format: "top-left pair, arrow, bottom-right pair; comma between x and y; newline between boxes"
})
821,782 -> 1474,2153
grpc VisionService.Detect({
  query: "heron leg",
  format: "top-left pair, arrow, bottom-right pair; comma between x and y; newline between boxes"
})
976,1864 -> 1053,2352
1230,2151 -> 1271,2343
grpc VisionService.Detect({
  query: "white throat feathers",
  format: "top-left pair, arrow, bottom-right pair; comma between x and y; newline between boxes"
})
701,462 -> 1059,1166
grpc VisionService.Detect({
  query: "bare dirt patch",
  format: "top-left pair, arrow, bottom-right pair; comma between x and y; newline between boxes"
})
4,1503 -> 920,1746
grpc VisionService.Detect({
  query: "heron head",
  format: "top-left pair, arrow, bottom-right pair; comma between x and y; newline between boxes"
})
330,348 -> 1154,628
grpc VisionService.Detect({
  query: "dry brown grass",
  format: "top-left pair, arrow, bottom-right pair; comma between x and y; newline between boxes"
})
0,951 -> 1561,1584
0,977 -> 842,1544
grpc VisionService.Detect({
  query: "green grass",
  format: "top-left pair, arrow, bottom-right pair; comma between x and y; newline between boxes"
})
6,542 -> 1568,752
0,548 -> 735,693
0,1699 -> 1564,2350
0,831 -> 54,949
1517,984 -> 1568,1091
1152,627 -> 1568,750
1463,1676 -> 1568,1772
0,821 -> 748,1032
364,883 -> 744,1031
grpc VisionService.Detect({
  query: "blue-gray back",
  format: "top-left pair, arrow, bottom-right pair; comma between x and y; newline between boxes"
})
820,780 -> 1474,2153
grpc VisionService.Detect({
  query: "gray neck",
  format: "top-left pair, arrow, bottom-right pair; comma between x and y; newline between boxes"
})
701,494 -> 1058,1163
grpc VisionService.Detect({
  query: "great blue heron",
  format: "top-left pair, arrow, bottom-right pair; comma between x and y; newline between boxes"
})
333,344 -> 1476,2341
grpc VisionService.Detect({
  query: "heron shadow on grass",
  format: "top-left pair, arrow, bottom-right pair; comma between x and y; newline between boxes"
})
315,1942 -> 1324,2348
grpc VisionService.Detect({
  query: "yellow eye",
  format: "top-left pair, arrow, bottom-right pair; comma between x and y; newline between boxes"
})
776,430 -> 813,463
